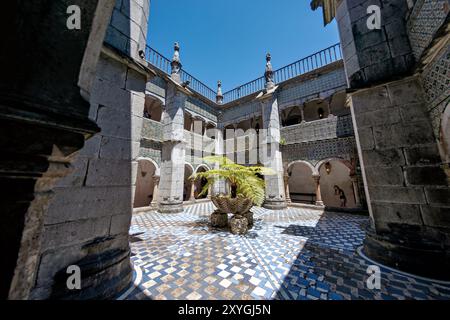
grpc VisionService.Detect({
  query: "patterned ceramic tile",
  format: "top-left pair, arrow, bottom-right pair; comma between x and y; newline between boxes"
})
119,202 -> 450,300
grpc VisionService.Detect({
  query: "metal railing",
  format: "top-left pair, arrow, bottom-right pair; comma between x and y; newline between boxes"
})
145,43 -> 342,105
222,43 -> 342,103
145,46 -> 217,102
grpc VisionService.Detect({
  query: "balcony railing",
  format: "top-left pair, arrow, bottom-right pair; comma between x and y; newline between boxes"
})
145,43 -> 342,105
145,46 -> 217,102
222,43 -> 342,103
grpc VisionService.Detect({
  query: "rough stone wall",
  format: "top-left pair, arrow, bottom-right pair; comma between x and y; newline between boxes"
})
406,0 -> 449,61
29,0 -> 150,299
105,0 -> 150,61
30,52 -> 147,299
349,76 -> 449,234
336,0 -> 415,88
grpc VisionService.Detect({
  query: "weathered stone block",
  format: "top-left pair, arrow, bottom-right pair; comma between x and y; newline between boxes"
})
373,122 -> 435,149
404,145 -> 442,165
357,127 -> 375,150
421,206 -> 450,229
372,202 -> 423,226
110,214 -> 131,236
399,102 -> 429,123
42,217 -> 111,250
85,159 -> 132,187
387,78 -> 425,106
365,166 -> 404,186
362,148 -> 405,167
355,107 -> 401,128
350,86 -> 391,113
425,188 -> 450,206
405,166 -> 448,186
369,186 -> 426,204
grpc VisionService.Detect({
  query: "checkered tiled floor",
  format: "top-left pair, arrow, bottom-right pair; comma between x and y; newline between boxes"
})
118,202 -> 450,300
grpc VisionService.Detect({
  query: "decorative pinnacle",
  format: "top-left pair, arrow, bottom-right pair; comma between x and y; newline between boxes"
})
265,52 -> 274,90
171,42 -> 182,83
216,80 -> 224,105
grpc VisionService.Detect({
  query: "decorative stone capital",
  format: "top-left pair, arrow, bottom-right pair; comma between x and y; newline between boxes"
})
216,80 -> 224,104
153,175 -> 160,184
312,174 -> 321,183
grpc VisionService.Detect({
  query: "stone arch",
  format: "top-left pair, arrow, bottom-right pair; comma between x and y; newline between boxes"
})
144,93 -> 164,122
194,164 -> 210,199
134,158 -> 160,208
281,105 -> 303,127
304,98 -> 330,121
287,160 -> 317,204
316,158 -> 356,208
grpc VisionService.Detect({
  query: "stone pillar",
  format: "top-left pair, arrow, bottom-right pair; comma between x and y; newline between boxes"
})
328,0 -> 450,279
350,175 -> 361,207
259,53 -> 287,210
212,124 -> 227,196
151,175 -> 160,207
158,43 -> 190,214
189,179 -> 196,202
313,175 -> 324,206
300,105 -> 306,123
284,174 -> 292,204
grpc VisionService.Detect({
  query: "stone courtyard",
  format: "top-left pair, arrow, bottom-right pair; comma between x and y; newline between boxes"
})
117,202 -> 450,300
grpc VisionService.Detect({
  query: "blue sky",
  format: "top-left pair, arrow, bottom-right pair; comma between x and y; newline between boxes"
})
147,0 -> 339,92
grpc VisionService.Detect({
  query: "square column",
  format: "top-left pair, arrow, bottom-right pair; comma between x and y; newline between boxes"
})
158,81 -> 189,213
259,89 -> 287,210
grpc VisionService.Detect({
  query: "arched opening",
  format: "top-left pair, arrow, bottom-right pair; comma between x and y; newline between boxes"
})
287,161 -> 316,204
184,112 -> 193,131
144,95 -> 163,122
134,159 -> 158,208
304,99 -> 329,122
183,164 -> 194,201
318,159 -> 356,208
281,106 -> 302,127
194,165 -> 209,199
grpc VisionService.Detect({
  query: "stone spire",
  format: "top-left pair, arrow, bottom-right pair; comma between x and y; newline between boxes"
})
264,53 -> 275,90
171,42 -> 182,83
216,80 -> 224,104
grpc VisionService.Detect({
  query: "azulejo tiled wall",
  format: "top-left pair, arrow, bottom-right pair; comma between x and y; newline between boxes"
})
281,137 -> 357,166
421,44 -> 450,139
407,0 -> 449,61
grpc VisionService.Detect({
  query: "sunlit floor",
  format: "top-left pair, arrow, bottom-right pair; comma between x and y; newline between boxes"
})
118,202 -> 450,300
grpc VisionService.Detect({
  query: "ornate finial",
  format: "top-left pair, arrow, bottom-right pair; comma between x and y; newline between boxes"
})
216,80 -> 223,104
171,42 -> 182,83
265,53 -> 274,90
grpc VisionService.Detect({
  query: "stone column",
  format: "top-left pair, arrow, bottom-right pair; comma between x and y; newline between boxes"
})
158,43 -> 190,214
313,175 -> 324,206
328,0 -> 450,279
259,53 -> 287,210
189,179 -> 196,202
284,174 -> 292,204
300,105 -> 306,123
151,175 -> 160,207
350,175 -> 361,207
212,123 -> 227,196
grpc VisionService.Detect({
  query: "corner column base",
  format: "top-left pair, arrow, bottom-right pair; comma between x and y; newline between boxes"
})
263,200 -> 288,210
363,227 -> 450,281
158,202 -> 184,214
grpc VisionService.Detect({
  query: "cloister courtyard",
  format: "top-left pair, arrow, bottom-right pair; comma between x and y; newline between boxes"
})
117,202 -> 450,300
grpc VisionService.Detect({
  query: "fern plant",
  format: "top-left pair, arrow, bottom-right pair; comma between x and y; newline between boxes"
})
191,156 -> 275,207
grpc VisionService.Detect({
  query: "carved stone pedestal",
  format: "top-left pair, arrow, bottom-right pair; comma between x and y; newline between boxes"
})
243,212 -> 254,228
230,216 -> 248,235
211,210 -> 228,228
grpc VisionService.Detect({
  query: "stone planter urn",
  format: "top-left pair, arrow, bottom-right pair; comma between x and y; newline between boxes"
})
210,210 -> 228,228
211,195 -> 254,235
